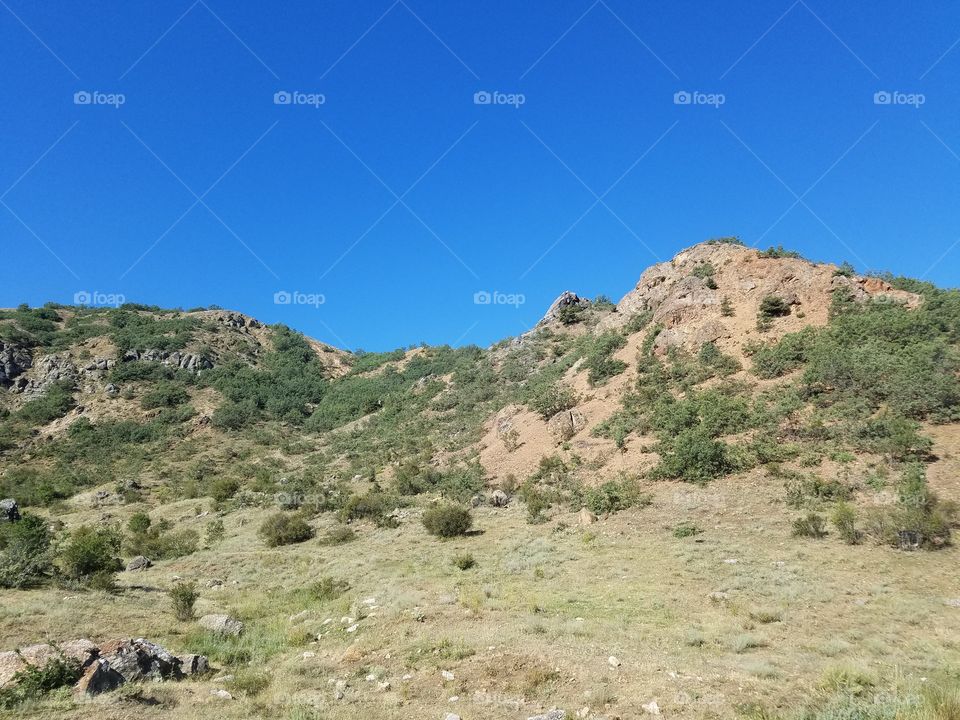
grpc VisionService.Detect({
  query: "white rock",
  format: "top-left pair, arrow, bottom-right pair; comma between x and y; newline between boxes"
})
210,689 -> 233,700
441,670 -> 455,681
445,714 -> 462,720
643,700 -> 661,715
346,623 -> 359,633
302,651 -> 316,659
608,655 -> 621,668
377,681 -> 391,691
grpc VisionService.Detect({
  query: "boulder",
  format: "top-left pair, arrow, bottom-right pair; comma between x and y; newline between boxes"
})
98,638 -> 184,683
547,408 -> 587,443
178,654 -> 209,676
489,490 -> 509,508
578,508 -> 597,526
75,657 -> 125,696
0,499 -> 19,523
126,556 -> 151,572
199,614 -> 244,637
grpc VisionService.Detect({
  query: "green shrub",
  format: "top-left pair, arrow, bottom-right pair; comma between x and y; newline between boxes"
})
758,245 -> 802,259
340,491 -> 393,524
527,381 -> 578,420
759,296 -> 792,318
583,477 -> 650,515
0,514 -> 53,589
582,332 -> 628,385
127,511 -> 151,535
452,552 -> 476,570
831,502 -> 861,544
57,525 -> 123,585
422,503 -> 472,538
792,512 -> 827,539
557,304 -> 586,325
140,382 -> 189,409
692,262 -> 716,279
170,581 -> 200,620
15,381 -> 75,425
0,657 -> 82,709
321,526 -> 356,545
673,522 -> 702,539
125,516 -> 199,560
306,576 -> 350,602
654,428 -> 731,483
205,519 -> 226,545
258,513 -> 314,547
228,669 -> 271,697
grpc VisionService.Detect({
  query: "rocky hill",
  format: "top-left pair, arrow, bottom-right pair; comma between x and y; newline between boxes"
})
0,238 -> 958,720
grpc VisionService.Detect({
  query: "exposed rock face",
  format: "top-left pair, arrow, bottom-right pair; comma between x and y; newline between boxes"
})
11,353 -> 78,397
122,349 -> 213,372
199,614 -> 244,637
489,489 -> 509,507
547,408 -> 587,443
0,343 -> 31,387
0,499 -> 19,523
539,291 -> 590,326
98,638 -> 184,683
0,639 -> 99,690
606,241 -> 921,350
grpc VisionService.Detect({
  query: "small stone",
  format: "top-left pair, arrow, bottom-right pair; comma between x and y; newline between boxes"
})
199,614 -> 244,637
643,700 -> 661,715
449,695 -> 459,702
377,681 -> 391,691
211,689 -> 233,700
346,623 -> 359,633
528,710 -> 566,720
302,651 -> 316,660
608,655 -> 621,668
578,508 -> 597,526
709,591 -> 729,602
445,714 -> 462,720
945,599 -> 960,608
441,670 -> 455,681
723,558 -> 739,564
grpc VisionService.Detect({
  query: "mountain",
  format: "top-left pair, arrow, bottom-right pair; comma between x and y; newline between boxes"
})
0,238 -> 958,719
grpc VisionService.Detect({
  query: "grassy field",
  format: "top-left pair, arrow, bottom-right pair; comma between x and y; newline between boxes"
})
3,458 -> 959,719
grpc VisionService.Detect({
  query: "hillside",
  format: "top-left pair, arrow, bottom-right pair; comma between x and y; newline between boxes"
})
1,238 -> 959,720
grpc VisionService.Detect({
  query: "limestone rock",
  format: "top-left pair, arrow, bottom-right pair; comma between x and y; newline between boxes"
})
126,555 -> 151,572
0,499 -> 19,523
199,614 -> 244,637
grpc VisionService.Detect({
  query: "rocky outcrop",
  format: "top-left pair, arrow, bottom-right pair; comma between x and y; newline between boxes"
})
0,343 -> 31,387
122,349 -> 213,372
12,353 -> 79,397
539,291 -> 590,326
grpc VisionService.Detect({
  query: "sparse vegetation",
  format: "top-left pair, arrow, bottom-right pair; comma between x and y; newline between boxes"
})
258,513 -> 314,547
422,503 -> 472,538
170,581 -> 199,620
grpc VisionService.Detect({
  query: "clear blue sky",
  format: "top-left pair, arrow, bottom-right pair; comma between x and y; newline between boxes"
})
2,1 -> 958,351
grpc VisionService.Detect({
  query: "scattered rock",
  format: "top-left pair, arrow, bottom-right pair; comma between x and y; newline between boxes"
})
125,556 -> 151,572
334,679 -> 347,700
945,599 -> 960,608
0,342 -> 31,387
0,499 -> 19,523
643,700 -> 662,715
445,714 -> 462,720
528,710 -> 566,720
489,489 -> 509,507
608,655 -> 621,668
199,614 -> 244,637
441,670 -> 455,681
377,680 -> 391,691
211,688 -> 233,700
98,638 -> 183,683
578,508 -> 597,526
709,591 -> 730,602
470,494 -> 484,508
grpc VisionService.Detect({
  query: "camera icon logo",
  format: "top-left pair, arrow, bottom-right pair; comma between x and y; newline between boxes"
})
274,91 -> 292,105
873,91 -> 892,105
673,90 -> 692,105
274,290 -> 292,305
473,290 -> 492,305
74,91 -> 92,105
73,290 -> 91,305
474,91 -> 492,105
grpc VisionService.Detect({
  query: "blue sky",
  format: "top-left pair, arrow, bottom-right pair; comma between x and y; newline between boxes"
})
1,0 -> 958,351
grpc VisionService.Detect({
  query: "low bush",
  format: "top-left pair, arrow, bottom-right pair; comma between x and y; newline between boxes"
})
0,657 -> 82,709
673,522 -> 702,539
56,525 -> 123,586
452,552 -> 476,570
831,502 -> 861,545
258,513 -> 314,547
306,576 -> 350,602
582,477 -> 650,515
170,581 -> 199,620
422,503 -> 472,538
792,512 -> 827,539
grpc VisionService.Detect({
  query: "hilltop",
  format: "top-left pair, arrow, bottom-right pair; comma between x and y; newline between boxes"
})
0,238 -> 959,720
